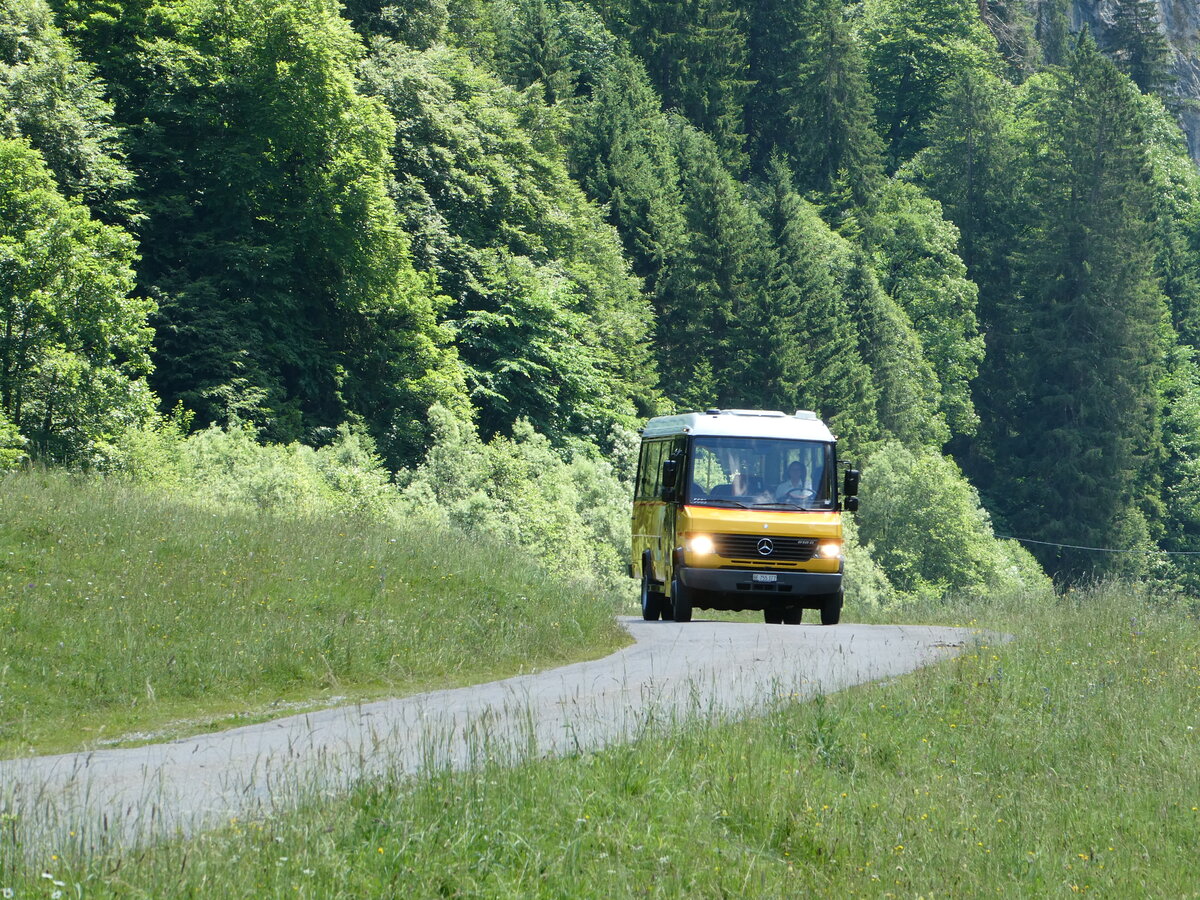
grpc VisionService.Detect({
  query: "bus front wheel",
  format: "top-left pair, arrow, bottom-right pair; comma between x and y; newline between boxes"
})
671,577 -> 693,623
819,591 -> 844,626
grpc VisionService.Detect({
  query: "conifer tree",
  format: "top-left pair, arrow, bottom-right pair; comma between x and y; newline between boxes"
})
746,0 -> 883,207
1035,0 -> 1071,66
499,0 -> 577,104
752,157 -> 879,450
1109,0 -> 1172,96
786,0 -> 884,209
656,117 -> 760,408
1135,92 -> 1200,351
988,36 -> 1166,579
604,0 -> 750,172
909,70 -> 1016,276
909,68 -> 1023,486
568,52 -> 687,298
744,0 -> 795,170
842,250 -> 948,448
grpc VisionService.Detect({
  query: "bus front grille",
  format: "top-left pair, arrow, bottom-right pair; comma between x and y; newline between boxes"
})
713,534 -> 818,562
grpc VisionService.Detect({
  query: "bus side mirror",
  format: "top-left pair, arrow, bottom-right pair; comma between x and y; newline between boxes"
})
843,468 -> 860,512
661,458 -> 679,502
843,468 -> 860,497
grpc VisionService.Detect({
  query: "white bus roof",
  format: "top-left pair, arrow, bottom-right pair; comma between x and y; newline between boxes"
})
641,409 -> 835,442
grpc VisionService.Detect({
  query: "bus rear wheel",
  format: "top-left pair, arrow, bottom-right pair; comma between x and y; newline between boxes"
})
783,606 -> 803,625
640,569 -> 662,621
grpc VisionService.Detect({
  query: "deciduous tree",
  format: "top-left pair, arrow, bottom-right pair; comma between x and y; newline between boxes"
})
862,0 -> 1000,169
867,180 -> 983,437
0,137 -> 155,461
360,41 -> 655,442
0,0 -> 134,222
134,0 -> 467,464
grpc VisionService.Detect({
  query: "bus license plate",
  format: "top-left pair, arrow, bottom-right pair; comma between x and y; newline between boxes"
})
752,573 -> 777,583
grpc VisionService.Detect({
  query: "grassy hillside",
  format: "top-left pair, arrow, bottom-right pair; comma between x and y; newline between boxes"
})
8,583 -> 1198,896
0,470 -> 629,757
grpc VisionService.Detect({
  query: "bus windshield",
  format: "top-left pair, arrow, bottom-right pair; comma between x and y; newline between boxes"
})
687,437 -> 834,510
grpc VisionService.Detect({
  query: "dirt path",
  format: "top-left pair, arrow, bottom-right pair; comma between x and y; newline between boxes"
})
1,617 -> 991,850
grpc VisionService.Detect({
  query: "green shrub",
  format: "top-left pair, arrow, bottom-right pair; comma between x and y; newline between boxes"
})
105,403 -> 1047,607
105,408 -> 189,486
841,513 -> 896,609
397,405 -> 636,588
857,440 -> 1051,602
108,418 -> 404,523
102,405 -> 638,590
0,408 -> 26,470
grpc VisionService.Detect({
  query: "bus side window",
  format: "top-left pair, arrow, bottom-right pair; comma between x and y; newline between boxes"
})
635,441 -> 653,501
669,438 -> 688,498
635,443 -> 646,500
649,441 -> 667,499
637,441 -> 666,501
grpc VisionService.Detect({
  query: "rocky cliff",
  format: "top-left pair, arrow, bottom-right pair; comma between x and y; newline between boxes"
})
1062,0 -> 1200,159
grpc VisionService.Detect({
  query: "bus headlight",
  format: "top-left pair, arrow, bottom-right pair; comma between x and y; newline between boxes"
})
688,534 -> 715,555
817,541 -> 843,559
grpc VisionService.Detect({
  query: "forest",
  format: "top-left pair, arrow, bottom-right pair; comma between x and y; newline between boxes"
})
3,0 -> 1198,601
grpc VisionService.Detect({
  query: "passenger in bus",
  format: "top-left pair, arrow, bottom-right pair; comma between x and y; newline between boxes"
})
733,472 -> 767,496
775,460 -> 813,501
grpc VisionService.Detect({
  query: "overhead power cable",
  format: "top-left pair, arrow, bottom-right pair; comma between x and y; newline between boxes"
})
994,535 -> 1200,556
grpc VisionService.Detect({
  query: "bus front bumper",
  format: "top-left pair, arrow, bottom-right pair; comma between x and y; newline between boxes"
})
677,566 -> 841,600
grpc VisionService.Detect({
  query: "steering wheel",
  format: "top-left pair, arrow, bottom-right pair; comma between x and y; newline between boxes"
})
781,486 -> 814,501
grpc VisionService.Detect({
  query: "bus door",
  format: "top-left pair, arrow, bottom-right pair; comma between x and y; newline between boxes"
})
661,436 -> 687,583
634,439 -> 668,582
633,436 -> 687,584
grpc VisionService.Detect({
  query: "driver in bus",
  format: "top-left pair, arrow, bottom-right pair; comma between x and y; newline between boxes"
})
775,460 -> 813,501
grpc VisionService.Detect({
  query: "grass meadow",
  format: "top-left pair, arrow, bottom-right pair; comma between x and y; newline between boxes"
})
4,580 -> 1199,897
0,470 -> 628,757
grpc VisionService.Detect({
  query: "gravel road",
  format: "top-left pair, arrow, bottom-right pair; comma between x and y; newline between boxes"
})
1,617 -> 990,851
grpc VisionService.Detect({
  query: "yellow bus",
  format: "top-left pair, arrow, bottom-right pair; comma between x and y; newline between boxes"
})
631,409 -> 859,625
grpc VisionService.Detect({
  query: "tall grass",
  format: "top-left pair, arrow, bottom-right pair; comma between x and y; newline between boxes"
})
0,470 -> 628,757
6,582 -> 1198,896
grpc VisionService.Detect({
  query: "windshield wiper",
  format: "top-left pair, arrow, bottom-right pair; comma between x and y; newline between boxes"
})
751,501 -> 806,510
693,498 -> 748,508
